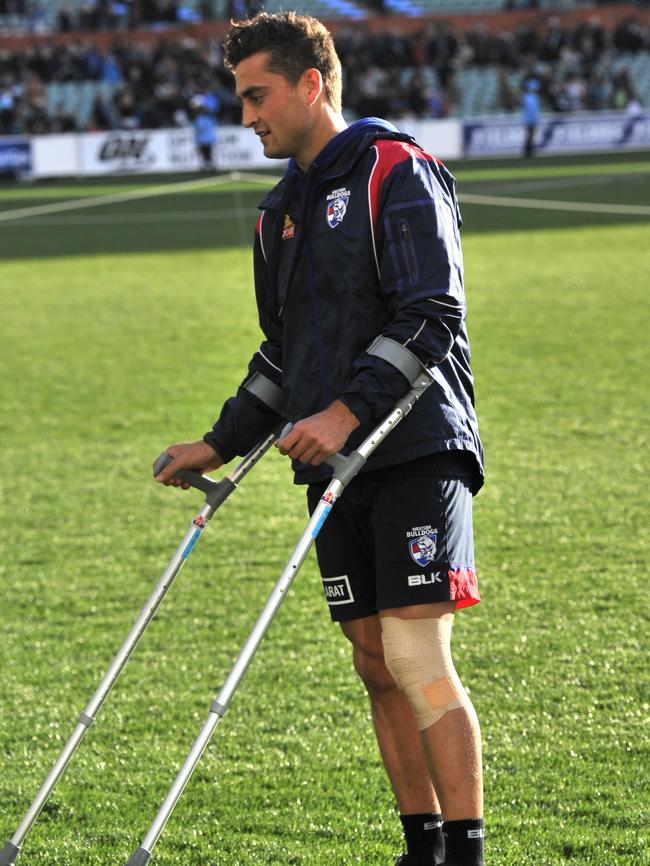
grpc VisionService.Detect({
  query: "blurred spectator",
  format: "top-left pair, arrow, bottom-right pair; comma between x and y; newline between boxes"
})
610,65 -> 641,112
89,91 -> 114,128
356,64 -> 391,117
58,2 -> 74,31
559,71 -> 587,111
102,50 -> 124,84
406,69 -> 431,116
497,67 -> 519,112
27,1 -> 47,34
113,85 -> 140,127
191,95 -> 217,171
109,1 -> 132,30
521,77 -> 541,157
613,17 -> 646,53
50,101 -> 78,132
0,77 -> 19,134
585,68 -> 608,110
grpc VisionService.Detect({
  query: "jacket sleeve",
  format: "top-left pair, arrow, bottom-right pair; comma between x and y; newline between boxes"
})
203,215 -> 285,462
338,149 -> 466,424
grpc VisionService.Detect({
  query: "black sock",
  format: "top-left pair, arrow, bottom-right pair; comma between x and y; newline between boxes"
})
400,812 -> 445,866
442,818 -> 484,866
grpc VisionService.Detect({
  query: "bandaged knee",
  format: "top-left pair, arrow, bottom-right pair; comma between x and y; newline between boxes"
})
380,616 -> 466,731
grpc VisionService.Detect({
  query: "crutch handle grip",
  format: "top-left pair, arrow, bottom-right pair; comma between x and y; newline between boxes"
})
277,424 -> 365,484
153,452 -> 237,509
153,449 -> 231,499
153,451 -> 205,488
278,422 -> 293,440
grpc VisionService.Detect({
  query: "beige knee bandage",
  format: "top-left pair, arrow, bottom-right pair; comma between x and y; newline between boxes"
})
380,616 -> 466,731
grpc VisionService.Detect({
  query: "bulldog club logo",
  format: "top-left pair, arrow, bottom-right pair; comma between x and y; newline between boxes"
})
407,525 -> 438,567
326,187 -> 350,228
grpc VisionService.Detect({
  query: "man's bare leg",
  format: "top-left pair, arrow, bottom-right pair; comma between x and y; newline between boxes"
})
341,604 -> 484,865
340,614 -> 439,814
379,602 -> 483,820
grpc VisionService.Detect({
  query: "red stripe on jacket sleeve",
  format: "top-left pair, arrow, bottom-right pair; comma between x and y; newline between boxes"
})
368,139 -> 436,231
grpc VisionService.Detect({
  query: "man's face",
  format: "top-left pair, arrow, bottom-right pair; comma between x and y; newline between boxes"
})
235,51 -> 313,162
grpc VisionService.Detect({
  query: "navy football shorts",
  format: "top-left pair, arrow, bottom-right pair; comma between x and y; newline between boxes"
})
306,455 -> 480,622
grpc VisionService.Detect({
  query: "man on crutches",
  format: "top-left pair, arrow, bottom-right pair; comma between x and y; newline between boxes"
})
157,13 -> 485,866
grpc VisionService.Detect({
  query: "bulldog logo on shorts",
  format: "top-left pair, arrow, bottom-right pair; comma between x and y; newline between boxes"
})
408,528 -> 438,567
326,187 -> 350,228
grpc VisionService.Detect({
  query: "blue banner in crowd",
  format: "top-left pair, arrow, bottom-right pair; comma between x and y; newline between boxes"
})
464,112 -> 650,157
0,138 -> 32,176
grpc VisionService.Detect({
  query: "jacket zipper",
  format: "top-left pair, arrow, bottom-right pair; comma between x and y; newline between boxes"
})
398,218 -> 418,284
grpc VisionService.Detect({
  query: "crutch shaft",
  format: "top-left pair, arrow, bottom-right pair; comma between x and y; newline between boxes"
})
128,484 -> 342,863
5,720 -> 87,854
1,433 -> 279,864
139,712 -> 224,856
4,504 -> 213,857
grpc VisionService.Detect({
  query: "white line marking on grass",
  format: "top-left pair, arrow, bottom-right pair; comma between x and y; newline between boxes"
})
0,208 -> 261,227
485,172 -> 648,196
229,170 -> 285,185
0,173 -> 271,224
460,193 -> 650,216
6,169 -> 645,225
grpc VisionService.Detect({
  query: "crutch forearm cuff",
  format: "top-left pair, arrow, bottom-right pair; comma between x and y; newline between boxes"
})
366,336 -> 427,385
243,372 -> 286,415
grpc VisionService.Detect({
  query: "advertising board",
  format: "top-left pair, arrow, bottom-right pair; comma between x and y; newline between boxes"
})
464,112 -> 650,157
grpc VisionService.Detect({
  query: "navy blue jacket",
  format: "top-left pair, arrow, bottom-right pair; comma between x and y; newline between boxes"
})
204,118 -> 484,491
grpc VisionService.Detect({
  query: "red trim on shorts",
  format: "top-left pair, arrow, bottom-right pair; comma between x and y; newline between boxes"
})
449,567 -> 481,608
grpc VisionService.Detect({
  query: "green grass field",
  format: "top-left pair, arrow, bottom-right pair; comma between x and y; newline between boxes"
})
1,151 -> 649,865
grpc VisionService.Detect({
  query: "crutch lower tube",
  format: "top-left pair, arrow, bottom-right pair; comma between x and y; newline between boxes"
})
0,431 -> 279,866
125,368 -> 434,866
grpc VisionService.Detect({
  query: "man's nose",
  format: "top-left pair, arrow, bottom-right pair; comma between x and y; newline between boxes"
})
242,103 -> 257,128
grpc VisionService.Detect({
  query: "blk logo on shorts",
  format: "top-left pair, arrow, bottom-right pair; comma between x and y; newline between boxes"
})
322,574 -> 354,605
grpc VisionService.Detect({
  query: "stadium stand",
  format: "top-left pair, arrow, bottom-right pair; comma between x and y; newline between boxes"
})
0,5 -> 648,133
381,1 -> 565,17
2,0 -> 647,33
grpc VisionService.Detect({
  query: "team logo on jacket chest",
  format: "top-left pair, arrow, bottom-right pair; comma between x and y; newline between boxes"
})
326,187 -> 351,228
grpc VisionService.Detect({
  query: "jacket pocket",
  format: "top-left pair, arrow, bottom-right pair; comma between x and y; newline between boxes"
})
397,217 -> 419,285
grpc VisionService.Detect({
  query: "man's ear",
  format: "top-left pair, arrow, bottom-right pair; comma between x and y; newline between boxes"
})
303,67 -> 323,106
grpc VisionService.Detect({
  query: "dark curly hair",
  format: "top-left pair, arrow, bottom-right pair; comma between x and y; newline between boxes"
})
224,12 -> 342,113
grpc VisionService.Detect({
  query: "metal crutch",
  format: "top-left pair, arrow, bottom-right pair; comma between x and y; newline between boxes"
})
125,366 -> 434,866
0,430 -> 280,866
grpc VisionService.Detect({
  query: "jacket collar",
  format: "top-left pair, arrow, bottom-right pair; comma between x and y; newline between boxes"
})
258,118 -> 416,210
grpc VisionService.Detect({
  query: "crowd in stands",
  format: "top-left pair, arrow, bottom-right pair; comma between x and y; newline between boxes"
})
337,15 -> 647,118
0,1 -> 215,32
0,12 -> 647,135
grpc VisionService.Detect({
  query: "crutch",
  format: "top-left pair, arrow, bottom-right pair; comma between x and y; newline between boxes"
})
0,371 -> 286,866
125,345 -> 434,866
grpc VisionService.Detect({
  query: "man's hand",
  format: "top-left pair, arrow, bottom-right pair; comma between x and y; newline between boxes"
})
154,440 -> 224,488
276,400 -> 360,466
